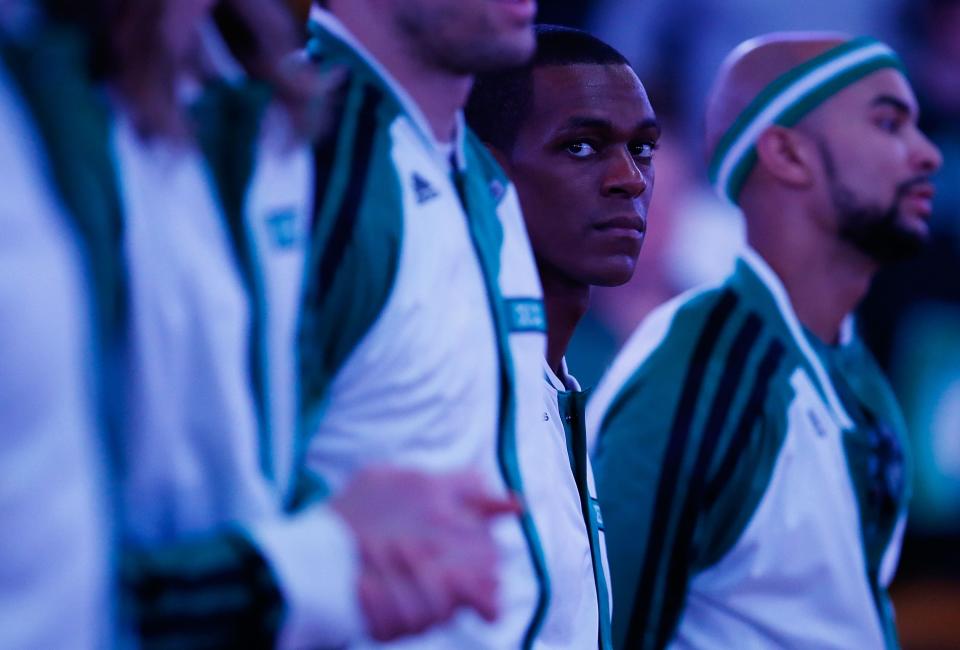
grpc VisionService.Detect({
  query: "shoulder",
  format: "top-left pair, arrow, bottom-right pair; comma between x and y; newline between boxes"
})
589,279 -> 799,452
588,284 -> 733,437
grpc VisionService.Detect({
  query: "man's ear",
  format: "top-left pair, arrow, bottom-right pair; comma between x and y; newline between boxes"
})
754,125 -> 816,189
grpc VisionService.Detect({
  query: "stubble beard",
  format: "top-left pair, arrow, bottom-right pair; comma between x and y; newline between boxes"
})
817,141 -> 928,264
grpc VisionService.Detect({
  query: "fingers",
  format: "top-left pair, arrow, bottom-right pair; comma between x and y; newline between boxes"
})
336,466 -> 514,637
436,545 -> 501,623
392,537 -> 457,628
452,572 -> 499,623
360,538 -> 427,641
444,471 -> 524,519
418,508 -> 502,624
463,491 -> 524,519
359,536 -> 460,642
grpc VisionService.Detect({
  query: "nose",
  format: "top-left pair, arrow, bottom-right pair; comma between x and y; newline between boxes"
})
602,147 -> 648,198
911,129 -> 943,175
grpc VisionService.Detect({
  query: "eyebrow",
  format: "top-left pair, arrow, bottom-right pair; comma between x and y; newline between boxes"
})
558,116 -> 662,138
870,95 -> 915,117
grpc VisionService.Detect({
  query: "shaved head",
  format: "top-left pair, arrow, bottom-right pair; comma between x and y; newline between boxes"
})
705,31 -> 850,162
704,30 -> 942,269
698,32 -> 940,347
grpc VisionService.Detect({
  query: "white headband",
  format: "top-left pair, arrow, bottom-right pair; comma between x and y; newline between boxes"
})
709,37 -> 903,205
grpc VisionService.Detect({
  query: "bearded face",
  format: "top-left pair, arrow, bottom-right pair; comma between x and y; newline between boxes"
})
831,175 -> 931,264
818,140 -> 932,264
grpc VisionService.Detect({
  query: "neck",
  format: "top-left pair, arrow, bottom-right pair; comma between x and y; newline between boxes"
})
329,2 -> 472,142
748,230 -> 876,346
541,271 -> 591,377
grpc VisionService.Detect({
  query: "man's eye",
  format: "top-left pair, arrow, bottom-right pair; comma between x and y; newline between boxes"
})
630,141 -> 658,161
566,141 -> 597,158
876,117 -> 903,133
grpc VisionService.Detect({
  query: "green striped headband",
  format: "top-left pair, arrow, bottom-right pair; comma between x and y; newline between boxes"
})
709,37 -> 903,204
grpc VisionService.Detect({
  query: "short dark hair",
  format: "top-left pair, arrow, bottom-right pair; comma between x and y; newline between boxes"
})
466,24 -> 631,153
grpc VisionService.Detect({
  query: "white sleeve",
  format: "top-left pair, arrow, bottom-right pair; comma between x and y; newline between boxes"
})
249,504 -> 365,649
0,67 -> 112,650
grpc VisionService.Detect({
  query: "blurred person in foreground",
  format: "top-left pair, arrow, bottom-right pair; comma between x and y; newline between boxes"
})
18,0 -> 519,647
467,25 -> 660,649
588,32 -> 941,649
298,1 -> 591,648
0,1 -> 118,646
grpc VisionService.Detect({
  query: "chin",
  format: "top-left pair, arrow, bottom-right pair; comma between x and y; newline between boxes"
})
468,35 -> 535,71
851,224 -> 928,265
899,213 -> 931,242
588,263 -> 637,288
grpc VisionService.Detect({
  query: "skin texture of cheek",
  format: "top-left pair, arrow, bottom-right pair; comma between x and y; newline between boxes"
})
516,171 -> 589,264
513,155 -> 648,287
530,205 -> 643,288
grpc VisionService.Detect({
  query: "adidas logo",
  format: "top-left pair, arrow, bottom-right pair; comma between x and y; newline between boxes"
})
412,173 -> 440,204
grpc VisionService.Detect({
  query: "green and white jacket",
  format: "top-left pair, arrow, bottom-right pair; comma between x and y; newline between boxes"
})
542,360 -> 613,649
0,26 -> 115,650
1,18 -> 378,649
298,8 -> 557,648
114,29 -> 363,650
588,248 -> 910,650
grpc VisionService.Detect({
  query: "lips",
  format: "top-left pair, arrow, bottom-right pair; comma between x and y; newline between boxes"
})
901,181 -> 936,218
595,214 -> 647,235
905,183 -> 935,200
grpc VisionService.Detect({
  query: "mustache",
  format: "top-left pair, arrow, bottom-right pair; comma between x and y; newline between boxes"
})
894,175 -> 934,198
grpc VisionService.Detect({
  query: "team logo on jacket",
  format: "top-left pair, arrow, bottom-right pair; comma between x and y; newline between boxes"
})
412,173 -> 439,204
505,298 -> 546,333
591,498 -> 605,531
